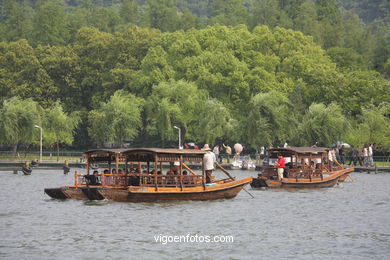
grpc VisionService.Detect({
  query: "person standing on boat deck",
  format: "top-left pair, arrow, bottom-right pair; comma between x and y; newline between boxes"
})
274,154 -> 285,180
202,144 -> 216,183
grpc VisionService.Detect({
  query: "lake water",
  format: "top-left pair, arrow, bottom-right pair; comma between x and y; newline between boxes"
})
0,169 -> 389,259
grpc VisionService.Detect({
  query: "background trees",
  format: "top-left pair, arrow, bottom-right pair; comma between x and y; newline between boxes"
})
88,90 -> 144,147
0,97 -> 42,156
0,1 -> 389,151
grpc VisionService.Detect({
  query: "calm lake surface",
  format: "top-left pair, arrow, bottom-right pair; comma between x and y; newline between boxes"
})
0,169 -> 389,260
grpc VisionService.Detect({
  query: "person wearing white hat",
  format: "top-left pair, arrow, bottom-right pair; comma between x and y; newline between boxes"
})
202,144 -> 216,183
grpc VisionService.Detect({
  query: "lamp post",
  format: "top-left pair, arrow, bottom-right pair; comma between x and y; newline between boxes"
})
173,126 -> 182,149
34,125 -> 42,162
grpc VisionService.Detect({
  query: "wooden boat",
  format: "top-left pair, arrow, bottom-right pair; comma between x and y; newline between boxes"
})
45,148 -> 252,202
251,147 -> 354,189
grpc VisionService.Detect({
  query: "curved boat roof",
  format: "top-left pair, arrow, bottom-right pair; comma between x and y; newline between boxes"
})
270,147 -> 329,154
85,148 -> 206,155
84,148 -> 207,163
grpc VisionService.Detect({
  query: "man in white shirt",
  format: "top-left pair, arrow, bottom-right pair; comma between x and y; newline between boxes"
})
368,144 -> 374,167
202,144 -> 216,183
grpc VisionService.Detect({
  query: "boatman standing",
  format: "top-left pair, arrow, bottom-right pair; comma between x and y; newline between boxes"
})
274,154 -> 285,181
202,144 -> 216,183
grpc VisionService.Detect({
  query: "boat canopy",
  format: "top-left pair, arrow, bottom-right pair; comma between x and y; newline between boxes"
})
84,149 -> 127,162
269,147 -> 329,155
122,148 -> 206,163
84,148 -> 207,163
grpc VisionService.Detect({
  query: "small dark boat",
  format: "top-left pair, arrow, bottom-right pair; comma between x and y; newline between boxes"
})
22,165 -> 32,175
251,147 -> 354,189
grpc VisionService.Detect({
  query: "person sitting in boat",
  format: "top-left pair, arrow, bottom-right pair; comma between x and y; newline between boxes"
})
273,154 -> 285,181
310,161 -> 316,169
202,144 -> 216,183
172,161 -> 180,175
85,170 -> 100,185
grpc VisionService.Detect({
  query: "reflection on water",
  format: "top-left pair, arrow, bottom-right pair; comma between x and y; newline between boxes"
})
0,169 -> 389,259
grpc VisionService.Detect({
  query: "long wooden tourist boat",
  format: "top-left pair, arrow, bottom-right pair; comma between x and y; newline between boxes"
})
251,147 -> 354,189
45,148 -> 252,202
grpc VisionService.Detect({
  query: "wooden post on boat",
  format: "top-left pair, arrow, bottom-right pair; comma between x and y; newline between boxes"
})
115,155 -> 119,175
86,155 -> 90,175
154,155 -> 158,191
74,169 -> 78,187
179,155 -> 183,191
202,157 -> 206,190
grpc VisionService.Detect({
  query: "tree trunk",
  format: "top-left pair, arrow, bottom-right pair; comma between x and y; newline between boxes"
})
12,144 -> 18,161
24,144 -> 30,159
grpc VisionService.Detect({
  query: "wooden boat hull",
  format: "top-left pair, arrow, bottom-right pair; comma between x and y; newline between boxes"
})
99,177 -> 252,202
45,177 -> 252,202
45,186 -> 104,200
251,168 -> 354,189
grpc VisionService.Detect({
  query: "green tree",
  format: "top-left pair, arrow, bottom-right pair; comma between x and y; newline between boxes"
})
0,40 -> 58,107
346,104 -> 390,152
0,97 -> 42,156
43,102 -> 80,161
242,91 -> 297,148
296,103 -> 349,147
2,0 -> 33,42
120,0 -> 138,25
249,0 -> 282,29
192,98 -> 236,144
144,0 -> 179,32
211,0 -> 248,26
145,80 -> 209,144
31,0 -> 69,46
326,47 -> 366,70
88,90 -> 144,147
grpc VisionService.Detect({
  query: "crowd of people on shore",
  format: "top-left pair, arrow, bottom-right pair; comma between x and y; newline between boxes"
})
329,144 -> 375,167
186,141 -> 377,169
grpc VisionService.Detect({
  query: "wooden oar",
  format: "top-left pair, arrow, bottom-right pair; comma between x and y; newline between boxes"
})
215,162 -> 254,198
334,159 -> 344,169
347,174 -> 356,182
181,163 -> 197,176
215,162 -> 235,180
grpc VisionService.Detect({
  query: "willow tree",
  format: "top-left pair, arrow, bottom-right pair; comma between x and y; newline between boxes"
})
192,98 -> 236,144
345,104 -> 390,151
88,90 -> 144,147
0,97 -> 42,157
296,102 -> 349,147
43,102 -> 80,161
145,80 -> 207,145
242,90 -> 297,148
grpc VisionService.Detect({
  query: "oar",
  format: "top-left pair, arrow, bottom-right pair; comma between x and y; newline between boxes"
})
215,162 -> 254,198
181,162 -> 197,176
215,162 -> 235,180
243,186 -> 255,198
347,174 -> 356,182
334,159 -> 344,169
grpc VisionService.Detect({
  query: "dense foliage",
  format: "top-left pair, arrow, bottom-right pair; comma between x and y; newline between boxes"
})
0,0 -> 389,153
